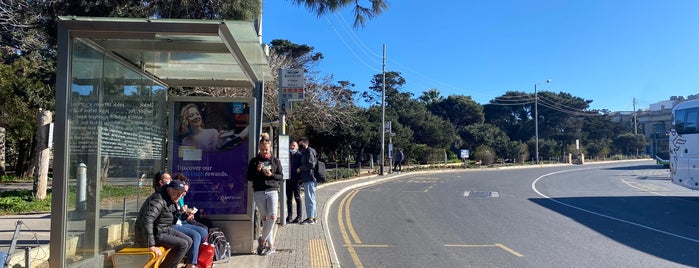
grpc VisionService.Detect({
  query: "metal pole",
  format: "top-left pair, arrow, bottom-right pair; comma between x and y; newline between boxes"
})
278,68 -> 287,226
534,79 -> 550,164
380,44 -> 386,175
534,83 -> 539,164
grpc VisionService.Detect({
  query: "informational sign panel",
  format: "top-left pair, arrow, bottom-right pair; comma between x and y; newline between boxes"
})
279,135 -> 290,181
280,68 -> 305,102
169,97 -> 253,216
460,149 -> 470,159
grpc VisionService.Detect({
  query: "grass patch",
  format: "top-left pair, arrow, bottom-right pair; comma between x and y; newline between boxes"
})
0,184 -> 152,215
0,174 -> 34,183
0,189 -> 52,214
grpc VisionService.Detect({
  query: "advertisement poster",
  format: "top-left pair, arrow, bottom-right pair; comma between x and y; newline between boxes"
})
169,97 -> 252,215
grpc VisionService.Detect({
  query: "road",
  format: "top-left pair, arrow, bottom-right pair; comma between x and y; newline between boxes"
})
328,160 -> 699,267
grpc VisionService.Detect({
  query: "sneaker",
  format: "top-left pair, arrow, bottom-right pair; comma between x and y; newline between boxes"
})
286,217 -> 293,224
292,217 -> 301,224
256,239 -> 264,255
301,218 -> 316,225
261,247 -> 276,255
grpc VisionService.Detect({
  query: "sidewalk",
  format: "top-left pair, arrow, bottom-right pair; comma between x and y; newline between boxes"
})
0,172 -> 400,268
260,172 -> 405,268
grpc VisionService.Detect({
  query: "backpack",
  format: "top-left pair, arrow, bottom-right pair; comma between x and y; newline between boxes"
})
207,227 -> 230,261
314,160 -> 327,183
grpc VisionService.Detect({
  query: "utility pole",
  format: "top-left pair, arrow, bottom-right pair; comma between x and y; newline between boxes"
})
633,98 -> 638,135
534,79 -> 550,164
380,44 -> 386,175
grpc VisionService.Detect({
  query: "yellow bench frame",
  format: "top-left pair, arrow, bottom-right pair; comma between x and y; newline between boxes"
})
112,247 -> 172,268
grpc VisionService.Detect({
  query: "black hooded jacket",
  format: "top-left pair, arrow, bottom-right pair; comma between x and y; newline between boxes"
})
134,187 -> 178,247
247,154 -> 283,191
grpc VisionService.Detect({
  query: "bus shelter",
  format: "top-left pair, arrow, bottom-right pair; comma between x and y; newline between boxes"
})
52,16 -> 270,267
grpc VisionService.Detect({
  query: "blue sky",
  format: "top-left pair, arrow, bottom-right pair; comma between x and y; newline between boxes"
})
262,0 -> 699,112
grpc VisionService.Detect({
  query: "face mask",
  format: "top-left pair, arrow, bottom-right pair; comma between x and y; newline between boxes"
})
290,149 -> 297,154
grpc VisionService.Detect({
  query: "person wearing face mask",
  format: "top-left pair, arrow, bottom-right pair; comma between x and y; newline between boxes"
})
247,133 -> 283,255
285,141 -> 303,224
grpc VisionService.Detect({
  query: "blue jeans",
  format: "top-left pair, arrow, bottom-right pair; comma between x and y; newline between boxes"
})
304,181 -> 317,219
174,222 -> 207,264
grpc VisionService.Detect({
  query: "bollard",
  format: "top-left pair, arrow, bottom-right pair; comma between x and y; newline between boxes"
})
24,247 -> 30,268
76,163 -> 87,212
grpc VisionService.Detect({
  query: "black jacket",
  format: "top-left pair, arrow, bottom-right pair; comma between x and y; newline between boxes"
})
299,147 -> 317,183
134,187 -> 178,247
247,155 -> 283,191
288,150 -> 302,184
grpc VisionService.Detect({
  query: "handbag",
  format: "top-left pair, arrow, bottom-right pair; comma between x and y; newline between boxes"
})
197,243 -> 216,268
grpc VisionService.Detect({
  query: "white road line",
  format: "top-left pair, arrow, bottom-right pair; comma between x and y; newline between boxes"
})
531,167 -> 699,244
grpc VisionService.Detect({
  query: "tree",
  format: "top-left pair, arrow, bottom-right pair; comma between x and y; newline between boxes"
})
459,123 -> 510,160
484,91 -> 534,142
0,52 -> 52,177
429,95 -> 484,128
418,88 -> 443,108
269,39 -> 324,70
291,0 -> 389,28
613,133 -> 647,155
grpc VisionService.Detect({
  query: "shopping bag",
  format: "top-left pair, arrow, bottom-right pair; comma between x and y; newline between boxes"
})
197,243 -> 216,268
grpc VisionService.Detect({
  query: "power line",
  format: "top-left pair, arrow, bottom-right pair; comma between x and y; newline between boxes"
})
328,13 -> 490,99
323,16 -> 381,72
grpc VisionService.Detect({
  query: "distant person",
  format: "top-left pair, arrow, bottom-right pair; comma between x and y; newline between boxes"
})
247,133 -> 283,255
393,149 -> 404,172
172,173 -> 208,268
297,137 -> 318,225
152,171 -> 172,190
286,141 -> 303,224
135,180 -> 193,268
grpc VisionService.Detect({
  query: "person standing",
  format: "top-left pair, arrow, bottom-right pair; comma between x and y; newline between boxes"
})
286,141 -> 303,224
135,180 -> 193,268
297,137 -> 318,225
393,149 -> 404,172
247,133 -> 283,255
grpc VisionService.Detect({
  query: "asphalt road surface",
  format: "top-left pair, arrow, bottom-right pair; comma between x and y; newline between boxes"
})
328,160 -> 699,268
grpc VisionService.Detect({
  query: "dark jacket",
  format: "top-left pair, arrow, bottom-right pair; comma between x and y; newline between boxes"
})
247,155 -> 283,191
299,147 -> 317,183
288,150 -> 302,184
134,187 -> 178,247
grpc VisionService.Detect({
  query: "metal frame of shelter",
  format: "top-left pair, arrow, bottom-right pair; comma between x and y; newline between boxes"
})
51,16 -> 270,267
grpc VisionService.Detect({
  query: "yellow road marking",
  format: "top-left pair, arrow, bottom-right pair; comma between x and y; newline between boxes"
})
310,239 -> 332,268
444,243 -> 524,257
345,189 -> 362,244
337,188 -> 363,268
494,243 -> 524,257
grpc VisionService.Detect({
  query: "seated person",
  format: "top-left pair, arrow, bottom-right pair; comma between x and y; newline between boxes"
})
135,180 -> 193,268
172,173 -> 209,268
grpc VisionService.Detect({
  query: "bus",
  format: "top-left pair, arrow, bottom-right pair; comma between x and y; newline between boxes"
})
670,99 -> 699,190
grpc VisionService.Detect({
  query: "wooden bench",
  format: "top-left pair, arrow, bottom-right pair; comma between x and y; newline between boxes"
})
112,247 -> 171,268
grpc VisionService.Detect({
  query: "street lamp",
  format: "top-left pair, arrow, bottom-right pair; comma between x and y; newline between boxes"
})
534,79 -> 551,164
